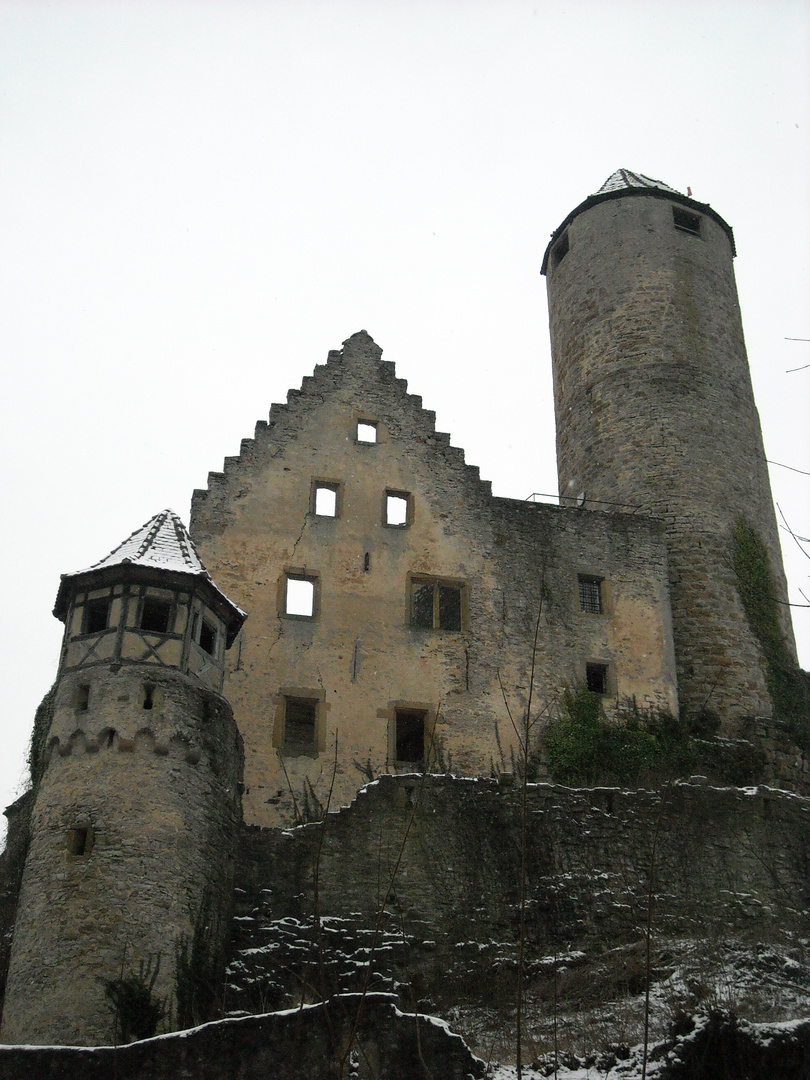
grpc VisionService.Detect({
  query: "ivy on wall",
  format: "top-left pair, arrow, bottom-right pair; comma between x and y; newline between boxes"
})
731,516 -> 810,748
28,683 -> 56,786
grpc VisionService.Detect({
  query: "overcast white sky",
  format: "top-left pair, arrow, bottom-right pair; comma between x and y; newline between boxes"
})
1,0 -> 808,819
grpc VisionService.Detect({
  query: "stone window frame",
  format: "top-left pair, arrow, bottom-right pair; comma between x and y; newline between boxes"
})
311,478 -> 343,519
273,687 -> 327,757
383,489 -> 413,529
380,699 -> 437,771
355,419 -> 379,445
279,569 -> 321,621
584,660 -> 613,697
577,574 -> 606,616
407,574 -> 467,632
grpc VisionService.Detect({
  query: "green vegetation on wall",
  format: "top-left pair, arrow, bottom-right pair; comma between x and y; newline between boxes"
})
28,684 -> 56,786
731,516 -> 810,748
544,689 -> 765,787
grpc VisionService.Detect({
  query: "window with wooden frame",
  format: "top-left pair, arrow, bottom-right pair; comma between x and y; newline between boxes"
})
83,597 -> 111,634
139,596 -> 173,634
409,576 -> 464,631
275,692 -> 325,756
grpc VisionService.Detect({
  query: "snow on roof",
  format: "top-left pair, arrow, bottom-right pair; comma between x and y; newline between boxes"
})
83,509 -> 207,575
595,168 -> 682,196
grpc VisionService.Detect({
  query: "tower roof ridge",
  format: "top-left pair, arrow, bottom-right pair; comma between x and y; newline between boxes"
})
595,168 -> 682,196
85,509 -> 207,575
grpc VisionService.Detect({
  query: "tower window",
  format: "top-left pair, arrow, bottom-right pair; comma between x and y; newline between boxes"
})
395,709 -> 426,767
67,826 -> 94,858
586,662 -> 610,696
410,577 -> 464,631
142,684 -> 155,711
672,206 -> 701,236
284,574 -> 318,618
283,697 -> 318,754
140,597 -> 172,634
83,598 -> 110,634
313,482 -> 340,517
198,619 -> 216,656
578,576 -> 603,614
551,232 -> 569,268
356,421 -> 378,444
75,683 -> 90,712
385,491 -> 411,527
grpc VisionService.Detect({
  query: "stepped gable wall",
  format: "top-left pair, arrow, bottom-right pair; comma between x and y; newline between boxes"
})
190,332 -> 677,829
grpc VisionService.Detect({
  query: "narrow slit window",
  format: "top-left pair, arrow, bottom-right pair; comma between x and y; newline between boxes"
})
140,597 -> 172,634
67,826 -> 94,858
313,484 -> 338,517
395,710 -> 426,767
578,576 -> 603,614
284,697 -> 317,753
672,206 -> 701,236
84,598 -> 110,634
385,492 -> 410,527
285,576 -> 316,618
356,421 -> 378,444
75,684 -> 90,712
142,685 -> 155,711
586,662 -> 609,696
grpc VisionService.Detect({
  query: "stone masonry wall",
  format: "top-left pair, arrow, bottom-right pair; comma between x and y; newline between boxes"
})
191,331 -> 677,830
0,666 -> 243,1046
545,193 -> 796,725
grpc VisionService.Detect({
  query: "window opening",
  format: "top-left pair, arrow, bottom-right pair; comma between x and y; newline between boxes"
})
199,620 -> 216,656
140,597 -> 172,634
364,552 -> 371,572
551,232 -> 569,268
67,826 -> 94,857
285,576 -> 316,618
284,698 -> 317,753
410,578 -> 463,631
84,598 -> 110,634
75,684 -> 90,712
586,662 -> 609,696
395,710 -> 426,767
356,421 -> 378,444
672,206 -> 701,236
142,685 -> 155,711
578,576 -> 603,614
314,484 -> 338,517
385,492 -> 410,527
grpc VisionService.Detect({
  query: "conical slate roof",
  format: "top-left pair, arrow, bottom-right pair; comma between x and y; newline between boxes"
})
594,168 -> 681,196
53,510 -> 246,637
86,509 -> 206,575
541,166 -> 735,274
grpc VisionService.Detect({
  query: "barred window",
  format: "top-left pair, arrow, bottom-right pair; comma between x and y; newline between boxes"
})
578,576 -> 603,615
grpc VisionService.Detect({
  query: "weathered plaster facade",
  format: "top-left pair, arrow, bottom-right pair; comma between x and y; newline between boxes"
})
190,330 -> 678,828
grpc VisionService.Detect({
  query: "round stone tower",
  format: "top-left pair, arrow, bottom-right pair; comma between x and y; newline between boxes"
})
1,510 -> 246,1046
542,169 -> 796,725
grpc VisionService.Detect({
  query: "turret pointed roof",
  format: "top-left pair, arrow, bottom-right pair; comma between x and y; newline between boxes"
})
86,509 -> 206,575
594,169 -> 681,196
541,167 -> 735,274
53,510 -> 246,640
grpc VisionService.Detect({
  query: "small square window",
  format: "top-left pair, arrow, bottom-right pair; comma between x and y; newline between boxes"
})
283,697 -> 317,754
410,577 -> 464,631
140,597 -> 172,634
385,492 -> 410,527
672,206 -> 701,236
578,576 -> 603,615
586,663 -> 609,696
67,826 -> 95,858
313,483 -> 339,517
284,575 -> 317,618
356,421 -> 378,444
395,709 -> 426,767
84,598 -> 110,634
